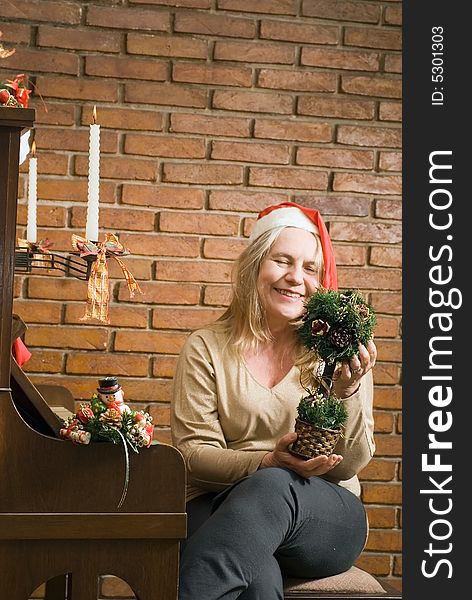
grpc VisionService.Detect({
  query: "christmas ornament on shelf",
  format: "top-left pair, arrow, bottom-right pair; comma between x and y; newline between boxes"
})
0,73 -> 31,108
290,289 -> 377,459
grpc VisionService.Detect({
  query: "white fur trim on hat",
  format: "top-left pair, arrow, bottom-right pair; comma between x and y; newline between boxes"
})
249,206 -> 319,241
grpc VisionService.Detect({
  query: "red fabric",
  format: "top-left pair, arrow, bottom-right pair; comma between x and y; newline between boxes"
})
256,201 -> 338,290
12,337 -> 32,367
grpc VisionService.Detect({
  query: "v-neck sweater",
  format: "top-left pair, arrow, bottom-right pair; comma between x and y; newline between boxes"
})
171,324 -> 375,502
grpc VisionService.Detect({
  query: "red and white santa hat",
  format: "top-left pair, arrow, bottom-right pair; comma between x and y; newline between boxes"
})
250,201 -> 338,290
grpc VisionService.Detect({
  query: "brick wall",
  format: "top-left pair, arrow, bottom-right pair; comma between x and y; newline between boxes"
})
1,0 -> 402,593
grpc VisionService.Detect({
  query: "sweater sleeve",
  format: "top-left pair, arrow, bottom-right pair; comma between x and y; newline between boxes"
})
170,332 -> 267,492
324,368 -> 376,482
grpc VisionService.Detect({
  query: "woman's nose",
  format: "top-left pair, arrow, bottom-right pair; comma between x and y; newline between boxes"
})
285,264 -> 304,284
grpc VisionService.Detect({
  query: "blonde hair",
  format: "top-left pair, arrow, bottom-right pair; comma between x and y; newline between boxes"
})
217,226 -> 324,357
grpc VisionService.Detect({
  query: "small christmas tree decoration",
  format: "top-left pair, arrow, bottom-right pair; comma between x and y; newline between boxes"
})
290,288 -> 376,459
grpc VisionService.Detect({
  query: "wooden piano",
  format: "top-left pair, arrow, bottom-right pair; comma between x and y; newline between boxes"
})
0,107 -> 186,599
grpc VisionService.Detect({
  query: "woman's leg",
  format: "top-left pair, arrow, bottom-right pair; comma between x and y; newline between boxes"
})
179,468 -> 366,600
180,492 -> 218,555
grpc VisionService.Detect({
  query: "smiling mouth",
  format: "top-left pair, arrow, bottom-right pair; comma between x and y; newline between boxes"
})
274,288 -> 304,299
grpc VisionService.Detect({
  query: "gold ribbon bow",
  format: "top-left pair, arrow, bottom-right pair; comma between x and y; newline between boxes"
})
72,233 -> 142,324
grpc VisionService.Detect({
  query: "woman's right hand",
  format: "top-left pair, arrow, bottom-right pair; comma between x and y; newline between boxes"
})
259,432 -> 343,479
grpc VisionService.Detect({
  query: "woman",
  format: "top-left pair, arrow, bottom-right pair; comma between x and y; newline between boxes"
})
171,202 -> 377,600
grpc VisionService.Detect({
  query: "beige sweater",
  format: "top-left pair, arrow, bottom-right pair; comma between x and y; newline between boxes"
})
171,325 -> 375,502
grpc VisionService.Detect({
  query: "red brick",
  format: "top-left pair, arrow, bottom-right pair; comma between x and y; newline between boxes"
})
152,307 -> 224,330
375,340 -> 402,362
173,62 -> 252,87
37,179 -> 116,203
375,200 -> 402,220
203,285 -> 232,306
255,118 -> 332,143
203,238 -> 248,260
125,82 -> 208,108
17,204 -> 66,228
0,0 -> 80,24
125,134 -> 206,159
174,12 -> 256,38
127,32 -> 208,58
155,260 -> 232,283
100,576 -> 134,598
366,506 -> 396,528
385,54 -> 402,74
333,244 -> 366,266
31,102 -> 75,126
171,113 -> 250,137
65,304 -> 148,328
379,102 -> 402,122
355,555 -> 391,577
333,173 -> 401,196
342,75 -> 401,99
337,125 -> 401,148
338,267 -> 401,291
86,5 -> 171,31
218,0 -> 297,14
122,185 -> 204,209
209,191 -> 287,212
213,90 -> 293,114
374,316 -> 400,338
146,404 -> 171,427
362,483 -> 402,505
359,459 -> 396,481
117,233 -> 199,258
70,206 -> 155,232
298,96 -> 374,120
373,387 -> 402,410
80,106 -> 163,132
27,277 -> 89,301
293,195 -> 371,216
297,147 -> 373,170
163,163 -> 243,185
259,68 -> 335,92
344,27 -> 402,50
35,128 -> 117,154
260,20 -> 338,44
86,55 -> 168,81
20,151 -> 68,176
214,40 -> 294,64
35,76 -> 119,102
365,530 -> 402,552
379,151 -> 402,172
160,212 -> 239,236
2,47 -> 78,75
75,156 -> 156,182
152,355 -> 178,378
331,222 -> 402,245
0,22 -> 31,43
393,556 -> 402,576
302,0 -> 380,23
114,331 -> 188,354
23,349 -> 63,374
396,414 -> 402,434
374,412 -> 394,433
66,353 -> 148,376
370,247 -> 401,268
384,5 -> 402,26
373,363 -> 401,385
25,326 -> 108,350
370,292 -> 402,315
130,0 -> 210,6
154,428 -> 172,444
301,47 -> 379,71
249,167 -> 328,190
107,257 -> 152,281
38,26 -> 121,52
212,141 -> 290,164
117,281 -> 200,305
13,300 -> 62,324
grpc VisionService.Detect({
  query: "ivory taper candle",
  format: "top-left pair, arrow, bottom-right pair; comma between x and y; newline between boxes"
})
85,106 -> 100,241
26,140 -> 37,244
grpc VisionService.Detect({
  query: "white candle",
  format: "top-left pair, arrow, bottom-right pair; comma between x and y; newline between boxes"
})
26,141 -> 37,244
85,106 -> 100,241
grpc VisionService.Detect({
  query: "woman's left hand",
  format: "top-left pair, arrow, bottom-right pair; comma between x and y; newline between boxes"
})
332,339 -> 377,399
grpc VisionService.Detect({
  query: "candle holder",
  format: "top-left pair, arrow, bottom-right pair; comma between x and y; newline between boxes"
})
14,244 -> 95,280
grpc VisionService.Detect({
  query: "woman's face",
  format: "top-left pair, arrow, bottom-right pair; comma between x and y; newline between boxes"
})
257,227 -> 321,329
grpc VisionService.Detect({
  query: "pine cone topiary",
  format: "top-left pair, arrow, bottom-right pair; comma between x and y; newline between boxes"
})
328,325 -> 351,349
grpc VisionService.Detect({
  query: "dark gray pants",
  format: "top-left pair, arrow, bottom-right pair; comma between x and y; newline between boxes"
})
179,467 -> 367,600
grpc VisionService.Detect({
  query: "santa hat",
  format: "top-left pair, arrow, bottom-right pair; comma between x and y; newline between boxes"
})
249,201 -> 338,290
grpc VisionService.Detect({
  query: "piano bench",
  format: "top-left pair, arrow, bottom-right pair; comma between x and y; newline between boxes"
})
283,566 -> 402,599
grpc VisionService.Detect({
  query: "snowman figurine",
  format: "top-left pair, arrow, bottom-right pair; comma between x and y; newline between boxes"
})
97,377 -> 130,414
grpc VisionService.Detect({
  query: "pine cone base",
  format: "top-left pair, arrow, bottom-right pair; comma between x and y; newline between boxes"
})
290,419 -> 341,459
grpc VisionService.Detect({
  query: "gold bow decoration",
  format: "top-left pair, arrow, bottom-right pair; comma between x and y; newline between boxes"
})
72,233 -> 142,324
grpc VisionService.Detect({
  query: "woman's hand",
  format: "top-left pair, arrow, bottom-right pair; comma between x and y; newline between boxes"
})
259,432 -> 343,479
333,339 -> 377,399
